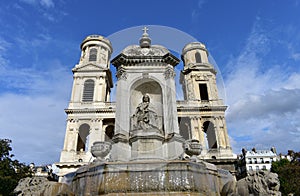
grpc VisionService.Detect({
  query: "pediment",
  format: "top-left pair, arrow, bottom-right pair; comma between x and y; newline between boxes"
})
72,63 -> 106,72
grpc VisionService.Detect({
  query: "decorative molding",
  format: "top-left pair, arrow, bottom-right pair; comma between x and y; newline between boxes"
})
65,108 -> 115,114
164,66 -> 176,79
68,118 -> 79,123
142,72 -> 149,78
91,118 -> 103,123
186,79 -> 195,100
193,73 -> 210,81
116,66 -> 127,80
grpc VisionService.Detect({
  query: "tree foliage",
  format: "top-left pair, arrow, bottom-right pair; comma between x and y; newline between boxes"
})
271,151 -> 300,196
0,139 -> 32,195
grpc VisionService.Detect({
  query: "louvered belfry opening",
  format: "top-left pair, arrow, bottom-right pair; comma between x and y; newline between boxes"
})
82,79 -> 95,102
89,48 -> 97,61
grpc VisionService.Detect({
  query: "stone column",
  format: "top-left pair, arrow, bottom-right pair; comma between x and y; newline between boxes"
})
190,116 -> 200,140
163,65 -> 184,159
163,66 -> 180,135
89,118 -> 103,149
111,68 -> 130,161
71,76 -> 82,104
221,117 -> 231,148
213,117 -> 222,149
94,77 -> 100,102
73,128 -> 79,152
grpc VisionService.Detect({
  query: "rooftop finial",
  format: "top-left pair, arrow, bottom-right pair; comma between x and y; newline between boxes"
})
139,26 -> 151,48
142,26 -> 149,35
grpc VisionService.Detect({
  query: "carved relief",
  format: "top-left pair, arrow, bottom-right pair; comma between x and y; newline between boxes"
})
186,79 -> 195,100
100,53 -> 107,64
190,73 -> 213,81
164,66 -> 176,79
123,45 -> 168,56
116,66 -> 127,80
194,73 -> 210,81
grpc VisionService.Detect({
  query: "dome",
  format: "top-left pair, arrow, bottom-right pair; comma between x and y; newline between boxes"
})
111,27 -> 180,66
121,44 -> 170,57
80,34 -> 112,52
182,42 -> 208,56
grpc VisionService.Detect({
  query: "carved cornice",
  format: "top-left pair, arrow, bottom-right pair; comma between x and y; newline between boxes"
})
65,108 -> 115,114
177,105 -> 227,112
182,65 -> 217,75
111,53 -> 179,67
72,63 -> 108,73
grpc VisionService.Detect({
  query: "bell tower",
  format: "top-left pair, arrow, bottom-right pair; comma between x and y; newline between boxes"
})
70,35 -> 113,106
57,35 -> 114,179
180,42 -> 236,171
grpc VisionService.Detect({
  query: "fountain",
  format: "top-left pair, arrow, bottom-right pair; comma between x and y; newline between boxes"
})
69,140 -> 236,195
66,93 -> 236,195
14,30 -> 281,195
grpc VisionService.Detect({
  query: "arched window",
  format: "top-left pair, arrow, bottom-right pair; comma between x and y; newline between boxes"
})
76,124 -> 90,152
105,125 -> 115,141
82,79 -> 94,102
195,52 -> 202,63
89,48 -> 97,61
203,121 -> 217,149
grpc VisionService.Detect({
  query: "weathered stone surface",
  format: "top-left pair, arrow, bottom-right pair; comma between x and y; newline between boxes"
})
236,170 -> 281,196
15,165 -> 281,196
14,177 -> 74,196
69,160 -> 235,196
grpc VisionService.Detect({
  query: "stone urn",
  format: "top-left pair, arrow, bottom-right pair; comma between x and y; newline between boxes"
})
183,139 -> 202,157
91,141 -> 112,162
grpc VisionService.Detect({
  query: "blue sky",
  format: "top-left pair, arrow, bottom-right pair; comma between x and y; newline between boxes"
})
0,0 -> 300,165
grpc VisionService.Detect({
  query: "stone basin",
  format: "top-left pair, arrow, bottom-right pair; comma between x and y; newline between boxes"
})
70,160 -> 235,195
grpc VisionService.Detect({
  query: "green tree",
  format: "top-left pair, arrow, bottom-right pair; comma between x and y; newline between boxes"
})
0,139 -> 32,196
271,153 -> 300,196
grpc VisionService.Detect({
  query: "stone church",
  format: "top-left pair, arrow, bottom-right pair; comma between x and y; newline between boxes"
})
56,28 -> 237,179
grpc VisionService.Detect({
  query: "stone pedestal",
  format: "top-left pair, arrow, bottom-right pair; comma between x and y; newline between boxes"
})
129,129 -> 164,160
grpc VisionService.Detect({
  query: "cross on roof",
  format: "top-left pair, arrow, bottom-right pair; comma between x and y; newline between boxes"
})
142,26 -> 149,34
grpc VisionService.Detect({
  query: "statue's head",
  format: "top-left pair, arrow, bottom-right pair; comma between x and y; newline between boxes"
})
143,94 -> 150,102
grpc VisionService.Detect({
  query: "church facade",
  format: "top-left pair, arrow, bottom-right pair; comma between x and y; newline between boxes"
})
56,29 -> 237,179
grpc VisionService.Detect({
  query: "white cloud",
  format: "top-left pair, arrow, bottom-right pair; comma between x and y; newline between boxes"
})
191,0 -> 206,23
0,60 -> 73,165
0,93 -> 66,165
291,52 -> 300,61
14,33 -> 52,53
18,0 -> 57,22
19,0 -> 37,6
224,20 -> 300,154
20,0 -> 54,8
0,37 -> 11,67
40,0 -> 54,8
198,0 -> 206,9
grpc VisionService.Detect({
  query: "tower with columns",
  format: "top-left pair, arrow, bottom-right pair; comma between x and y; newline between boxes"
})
179,42 -> 236,170
56,35 -> 115,178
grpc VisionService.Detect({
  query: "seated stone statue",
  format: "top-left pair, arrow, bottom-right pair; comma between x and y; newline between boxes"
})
132,94 -> 162,133
135,94 -> 150,128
